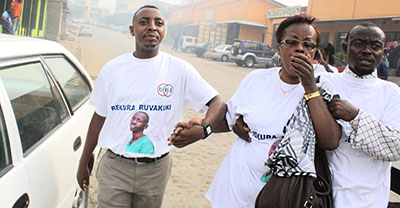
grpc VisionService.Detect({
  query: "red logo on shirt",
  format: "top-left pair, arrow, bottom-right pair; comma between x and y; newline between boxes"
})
157,83 -> 174,97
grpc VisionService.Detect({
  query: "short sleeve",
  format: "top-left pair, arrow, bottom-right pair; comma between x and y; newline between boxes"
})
89,67 -> 110,117
226,73 -> 253,129
183,63 -> 218,112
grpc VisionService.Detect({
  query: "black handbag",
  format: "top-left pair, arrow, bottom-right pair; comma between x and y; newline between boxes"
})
255,145 -> 333,208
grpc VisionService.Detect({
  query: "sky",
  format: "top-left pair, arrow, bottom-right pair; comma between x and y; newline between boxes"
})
99,0 -> 309,13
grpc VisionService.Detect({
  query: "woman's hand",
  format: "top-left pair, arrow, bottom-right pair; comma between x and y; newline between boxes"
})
232,115 -> 251,142
290,52 -> 318,93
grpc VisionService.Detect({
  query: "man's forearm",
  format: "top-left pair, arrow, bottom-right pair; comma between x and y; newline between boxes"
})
349,110 -> 400,161
203,95 -> 229,132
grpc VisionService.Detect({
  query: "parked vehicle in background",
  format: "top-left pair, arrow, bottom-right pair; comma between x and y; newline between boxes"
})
78,25 -> 93,37
204,44 -> 233,62
0,34 -> 98,208
231,39 -> 275,68
179,36 -> 198,53
271,52 -> 281,67
194,42 -> 218,57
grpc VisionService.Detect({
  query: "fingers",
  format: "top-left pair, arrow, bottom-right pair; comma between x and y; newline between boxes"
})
232,122 -> 251,142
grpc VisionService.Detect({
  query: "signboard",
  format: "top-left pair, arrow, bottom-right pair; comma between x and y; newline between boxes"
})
267,6 -> 301,19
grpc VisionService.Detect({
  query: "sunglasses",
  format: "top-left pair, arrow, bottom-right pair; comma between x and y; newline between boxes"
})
280,38 -> 317,51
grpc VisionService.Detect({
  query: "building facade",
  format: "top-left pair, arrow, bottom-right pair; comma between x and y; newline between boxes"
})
167,0 -> 400,50
307,0 -> 400,51
167,0 -> 286,45
1,0 -> 68,39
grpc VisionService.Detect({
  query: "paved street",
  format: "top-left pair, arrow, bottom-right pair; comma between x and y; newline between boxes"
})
60,26 -> 400,207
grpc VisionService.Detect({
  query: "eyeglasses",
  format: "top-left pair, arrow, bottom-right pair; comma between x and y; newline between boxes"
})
280,38 -> 317,51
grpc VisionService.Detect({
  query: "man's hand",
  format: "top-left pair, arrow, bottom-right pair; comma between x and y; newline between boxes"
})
168,122 -> 205,148
168,118 -> 204,148
328,98 -> 359,121
232,115 -> 251,142
76,163 -> 90,192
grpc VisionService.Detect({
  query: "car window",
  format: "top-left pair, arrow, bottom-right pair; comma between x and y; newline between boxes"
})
260,45 -> 271,51
0,107 -> 11,175
226,46 -> 232,51
0,62 -> 68,153
243,42 -> 258,50
186,38 -> 193,43
43,57 -> 91,112
232,41 -> 240,47
215,45 -> 225,50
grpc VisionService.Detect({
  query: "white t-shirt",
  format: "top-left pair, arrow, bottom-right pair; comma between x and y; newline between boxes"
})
206,67 -> 305,208
313,63 -> 339,74
90,51 -> 218,158
319,67 -> 400,208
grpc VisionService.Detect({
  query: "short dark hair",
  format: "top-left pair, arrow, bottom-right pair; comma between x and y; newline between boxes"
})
132,5 -> 159,24
319,42 -> 335,65
135,111 -> 149,125
276,15 -> 321,46
344,22 -> 379,42
6,4 -> 13,10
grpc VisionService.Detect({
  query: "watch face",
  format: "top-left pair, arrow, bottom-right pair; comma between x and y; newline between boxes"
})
206,126 -> 212,134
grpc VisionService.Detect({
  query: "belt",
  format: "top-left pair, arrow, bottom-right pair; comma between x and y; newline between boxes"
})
107,149 -> 169,164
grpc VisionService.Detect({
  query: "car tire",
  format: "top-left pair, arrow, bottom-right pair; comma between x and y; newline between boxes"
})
245,56 -> 255,67
221,55 -> 228,62
235,60 -> 244,66
184,47 -> 191,53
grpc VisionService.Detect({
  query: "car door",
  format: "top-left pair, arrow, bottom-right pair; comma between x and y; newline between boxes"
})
255,44 -> 273,65
0,56 -> 92,207
0,87 -> 31,208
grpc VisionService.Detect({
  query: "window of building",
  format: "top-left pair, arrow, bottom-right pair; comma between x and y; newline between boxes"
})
0,62 -> 68,154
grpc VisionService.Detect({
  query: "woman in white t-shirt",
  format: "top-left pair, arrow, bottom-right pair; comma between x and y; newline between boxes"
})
169,15 -> 341,208
205,15 -> 341,208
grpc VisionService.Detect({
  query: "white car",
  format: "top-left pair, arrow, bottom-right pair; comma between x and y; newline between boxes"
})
0,34 -> 97,208
179,36 -> 197,53
78,26 -> 93,37
204,44 -> 233,62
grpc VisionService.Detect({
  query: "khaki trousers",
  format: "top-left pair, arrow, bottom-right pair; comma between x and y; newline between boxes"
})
96,150 -> 172,208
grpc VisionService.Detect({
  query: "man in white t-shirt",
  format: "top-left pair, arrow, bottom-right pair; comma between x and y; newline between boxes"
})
322,22 -> 400,208
76,5 -> 225,208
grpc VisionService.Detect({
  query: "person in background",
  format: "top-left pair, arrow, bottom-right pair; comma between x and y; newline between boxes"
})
76,5 -> 225,208
11,0 -> 21,35
377,55 -> 389,80
171,34 -> 180,52
387,41 -> 400,76
1,5 -> 13,35
316,42 -> 339,73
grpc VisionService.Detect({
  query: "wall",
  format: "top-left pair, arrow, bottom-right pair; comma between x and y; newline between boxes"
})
308,0 -> 400,20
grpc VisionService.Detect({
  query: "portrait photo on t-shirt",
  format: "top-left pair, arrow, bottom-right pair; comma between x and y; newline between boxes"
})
125,111 -> 155,155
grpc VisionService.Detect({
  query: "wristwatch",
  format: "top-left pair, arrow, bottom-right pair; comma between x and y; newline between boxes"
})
201,122 -> 213,140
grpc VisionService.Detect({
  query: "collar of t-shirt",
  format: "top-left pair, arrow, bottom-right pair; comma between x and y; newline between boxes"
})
344,65 -> 376,79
